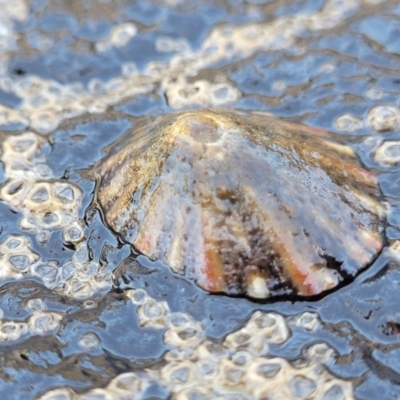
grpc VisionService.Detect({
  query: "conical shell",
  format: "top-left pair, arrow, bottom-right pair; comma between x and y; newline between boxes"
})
97,109 -> 385,299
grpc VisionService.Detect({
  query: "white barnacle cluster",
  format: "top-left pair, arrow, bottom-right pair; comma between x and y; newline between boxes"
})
38,290 -> 355,399
0,72 -> 153,133
0,132 -> 112,298
156,36 -> 191,55
289,311 -> 321,332
307,0 -> 359,30
0,7 -> 154,135
0,7 -> 150,133
0,0 -> 374,132
164,77 -> 240,109
95,22 -> 138,52
128,288 -> 170,329
0,299 -> 62,343
367,105 -> 400,133
0,233 -> 111,298
147,291 -> 354,399
352,129 -> 400,169
38,372 -> 149,400
334,114 -> 364,132
0,235 -> 39,280
1,132 -> 82,244
373,139 -> 400,167
160,0 -> 368,110
78,332 -> 101,352
224,311 -> 290,354
348,105 -> 400,168
57,240 -> 112,298
62,239 -> 113,300
194,0 -> 361,69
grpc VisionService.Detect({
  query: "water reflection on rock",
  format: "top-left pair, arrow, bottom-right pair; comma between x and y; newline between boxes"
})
0,0 -> 399,398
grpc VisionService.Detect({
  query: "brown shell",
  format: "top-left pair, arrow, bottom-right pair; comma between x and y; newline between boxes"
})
97,109 -> 385,299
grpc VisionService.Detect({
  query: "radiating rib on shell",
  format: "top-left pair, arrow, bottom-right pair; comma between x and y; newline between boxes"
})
97,109 -> 385,299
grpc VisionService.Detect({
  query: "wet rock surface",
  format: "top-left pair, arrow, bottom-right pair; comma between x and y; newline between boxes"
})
0,0 -> 399,399
98,109 -> 385,299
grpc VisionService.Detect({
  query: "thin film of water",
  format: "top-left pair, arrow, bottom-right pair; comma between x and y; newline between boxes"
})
0,0 -> 400,399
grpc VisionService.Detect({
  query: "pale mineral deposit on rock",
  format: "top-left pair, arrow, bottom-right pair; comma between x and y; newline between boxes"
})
97,109 -> 385,299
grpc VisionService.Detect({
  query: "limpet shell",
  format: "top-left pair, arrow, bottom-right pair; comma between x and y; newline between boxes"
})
97,109 -> 385,299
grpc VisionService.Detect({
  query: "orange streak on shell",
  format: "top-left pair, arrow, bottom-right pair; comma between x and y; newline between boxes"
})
336,160 -> 379,186
201,243 -> 226,293
135,232 -> 152,255
200,210 -> 226,293
354,167 -> 379,185
269,231 -> 318,296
